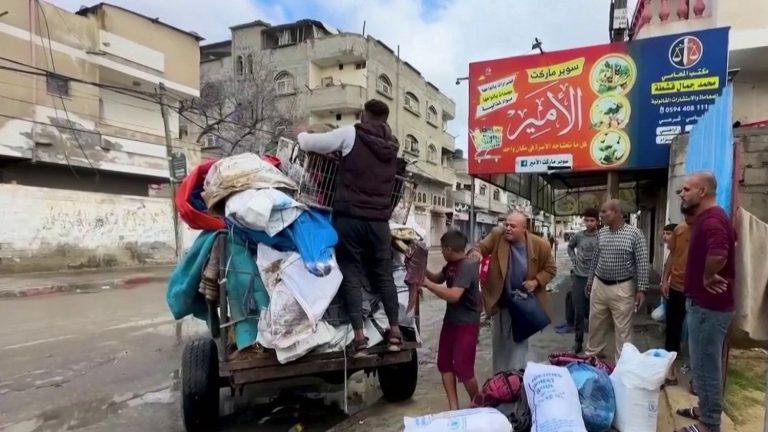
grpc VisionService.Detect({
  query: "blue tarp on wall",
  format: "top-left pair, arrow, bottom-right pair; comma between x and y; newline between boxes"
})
685,84 -> 734,215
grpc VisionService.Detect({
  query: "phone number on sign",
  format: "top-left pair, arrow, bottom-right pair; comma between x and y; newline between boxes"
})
659,104 -> 711,114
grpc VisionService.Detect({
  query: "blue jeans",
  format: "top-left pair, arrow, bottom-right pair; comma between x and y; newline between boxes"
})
687,301 -> 734,431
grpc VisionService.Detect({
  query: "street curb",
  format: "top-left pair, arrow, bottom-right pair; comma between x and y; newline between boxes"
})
0,274 -> 169,299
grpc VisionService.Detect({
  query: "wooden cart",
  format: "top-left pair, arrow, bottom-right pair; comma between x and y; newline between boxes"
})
180,142 -> 421,431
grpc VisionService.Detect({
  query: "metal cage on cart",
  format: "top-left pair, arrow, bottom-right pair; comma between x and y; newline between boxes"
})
276,137 -> 417,225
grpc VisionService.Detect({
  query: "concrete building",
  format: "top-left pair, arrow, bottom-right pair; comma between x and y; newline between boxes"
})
198,19 -> 458,246
451,158 -> 510,242
0,1 -> 202,272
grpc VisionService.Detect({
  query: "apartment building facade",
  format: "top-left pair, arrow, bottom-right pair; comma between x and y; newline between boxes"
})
199,19 -> 457,246
0,1 -> 202,271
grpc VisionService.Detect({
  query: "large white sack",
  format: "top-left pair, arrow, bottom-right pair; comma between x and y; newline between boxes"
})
225,189 -> 306,236
404,408 -> 512,432
610,343 -> 677,432
523,361 -> 587,432
202,153 -> 297,211
255,263 -> 313,350
274,320 -> 336,364
256,244 -> 342,327
317,319 -> 385,353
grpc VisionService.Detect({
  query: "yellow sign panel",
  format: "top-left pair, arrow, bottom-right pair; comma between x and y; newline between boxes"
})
651,76 -> 720,95
526,58 -> 586,83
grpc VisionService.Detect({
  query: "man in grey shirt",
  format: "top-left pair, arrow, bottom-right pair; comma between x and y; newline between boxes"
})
586,199 -> 649,360
566,207 -> 600,354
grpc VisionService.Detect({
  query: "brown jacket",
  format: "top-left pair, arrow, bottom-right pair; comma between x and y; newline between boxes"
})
472,228 -> 557,317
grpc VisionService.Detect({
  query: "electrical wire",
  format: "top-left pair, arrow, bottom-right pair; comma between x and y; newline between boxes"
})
36,0 -> 96,176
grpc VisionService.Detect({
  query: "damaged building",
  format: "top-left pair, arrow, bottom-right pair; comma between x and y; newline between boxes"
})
0,1 -> 202,272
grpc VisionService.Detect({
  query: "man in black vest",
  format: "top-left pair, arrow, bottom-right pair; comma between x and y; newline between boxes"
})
296,99 -> 402,357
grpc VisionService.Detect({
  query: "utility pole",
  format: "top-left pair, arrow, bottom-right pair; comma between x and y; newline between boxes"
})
159,82 -> 183,263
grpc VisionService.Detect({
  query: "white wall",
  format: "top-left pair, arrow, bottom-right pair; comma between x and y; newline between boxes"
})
0,184 -> 190,271
101,88 -> 176,137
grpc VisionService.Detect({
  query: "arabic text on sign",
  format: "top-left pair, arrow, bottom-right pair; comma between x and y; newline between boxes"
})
660,67 -> 711,82
650,93 -> 718,106
650,76 -> 720,95
526,58 -> 586,83
506,84 -> 584,142
477,75 -> 518,118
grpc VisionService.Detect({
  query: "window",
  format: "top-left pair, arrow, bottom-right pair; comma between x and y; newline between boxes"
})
246,54 -> 253,75
479,184 -> 487,196
236,56 -> 244,76
355,62 -> 366,70
46,75 -> 70,97
427,105 -> 438,125
432,195 -> 437,206
274,71 -> 295,95
377,74 -> 392,96
404,134 -> 419,154
427,144 -> 438,163
338,64 -> 344,70
493,189 -> 500,201
335,114 -> 342,121
321,76 -> 334,87
404,92 -> 420,114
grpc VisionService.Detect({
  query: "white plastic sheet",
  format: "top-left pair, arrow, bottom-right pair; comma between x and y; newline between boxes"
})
610,343 -> 677,432
225,189 -> 306,236
524,362 -> 587,432
256,244 -> 342,327
202,153 -> 297,211
274,321 -> 336,364
404,408 -> 512,432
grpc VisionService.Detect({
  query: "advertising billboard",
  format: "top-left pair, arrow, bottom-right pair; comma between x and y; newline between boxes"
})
467,27 -> 729,175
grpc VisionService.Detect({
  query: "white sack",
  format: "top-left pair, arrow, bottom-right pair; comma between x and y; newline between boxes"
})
317,319 -> 385,354
610,343 -> 677,432
202,153 -> 297,210
257,244 -> 342,327
225,189 -> 306,236
274,320 -> 336,364
404,408 -> 512,432
523,361 -> 587,432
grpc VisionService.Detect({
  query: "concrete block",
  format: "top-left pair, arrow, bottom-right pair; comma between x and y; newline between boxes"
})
743,168 -> 768,186
740,150 -> 768,167
743,134 -> 768,154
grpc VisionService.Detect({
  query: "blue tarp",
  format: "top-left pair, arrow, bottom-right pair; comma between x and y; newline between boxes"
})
685,84 -> 734,215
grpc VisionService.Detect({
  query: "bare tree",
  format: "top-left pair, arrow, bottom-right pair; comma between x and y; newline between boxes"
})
179,48 -> 298,156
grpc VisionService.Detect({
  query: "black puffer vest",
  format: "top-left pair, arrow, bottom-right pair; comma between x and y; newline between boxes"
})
333,121 -> 398,221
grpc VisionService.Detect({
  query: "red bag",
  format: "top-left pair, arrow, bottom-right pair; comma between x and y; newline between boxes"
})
175,160 -> 226,231
479,255 -> 491,285
548,351 -> 614,374
471,370 -> 524,407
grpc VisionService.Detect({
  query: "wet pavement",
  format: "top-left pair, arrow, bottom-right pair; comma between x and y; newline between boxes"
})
0,245 -> 665,432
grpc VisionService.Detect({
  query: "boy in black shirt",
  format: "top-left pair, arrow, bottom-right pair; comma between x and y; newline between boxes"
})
423,230 -> 481,410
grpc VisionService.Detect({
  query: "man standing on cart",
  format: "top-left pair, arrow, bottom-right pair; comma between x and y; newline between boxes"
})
294,99 -> 403,357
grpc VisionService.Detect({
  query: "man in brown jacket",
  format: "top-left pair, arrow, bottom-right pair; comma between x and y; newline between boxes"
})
468,211 -> 557,373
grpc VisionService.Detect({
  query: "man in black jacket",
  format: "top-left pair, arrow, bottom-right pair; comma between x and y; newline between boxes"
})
296,99 -> 402,357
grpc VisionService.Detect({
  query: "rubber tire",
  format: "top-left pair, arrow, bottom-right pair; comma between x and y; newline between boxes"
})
182,338 -> 220,432
378,349 -> 418,402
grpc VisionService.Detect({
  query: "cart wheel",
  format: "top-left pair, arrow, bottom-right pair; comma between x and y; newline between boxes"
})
182,338 -> 220,432
378,348 -> 418,402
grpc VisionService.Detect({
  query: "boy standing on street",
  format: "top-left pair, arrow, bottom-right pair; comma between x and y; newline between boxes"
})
565,207 -> 600,354
423,230 -> 481,410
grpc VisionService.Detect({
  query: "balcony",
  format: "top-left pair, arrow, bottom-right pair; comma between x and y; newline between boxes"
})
309,35 -> 368,68
631,0 -> 714,39
630,0 -> 768,71
441,132 -> 456,153
307,84 -> 367,114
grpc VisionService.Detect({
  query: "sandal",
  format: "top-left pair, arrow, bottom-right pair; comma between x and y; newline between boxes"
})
387,334 -> 403,352
351,337 -> 369,358
665,377 -> 679,386
676,407 -> 700,421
